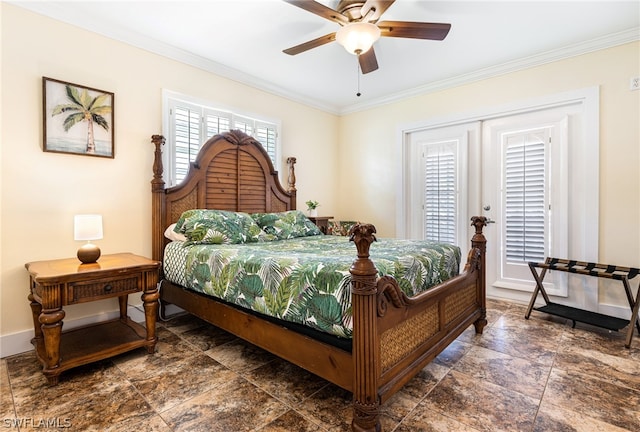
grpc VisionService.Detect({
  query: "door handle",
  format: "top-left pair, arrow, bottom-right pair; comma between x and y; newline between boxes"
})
482,205 -> 495,223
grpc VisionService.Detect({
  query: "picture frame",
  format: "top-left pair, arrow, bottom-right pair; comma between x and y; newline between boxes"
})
43,77 -> 114,158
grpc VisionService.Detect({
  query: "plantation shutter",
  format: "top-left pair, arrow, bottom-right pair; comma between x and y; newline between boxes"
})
204,109 -> 232,139
504,135 -> 547,262
172,105 -> 201,185
255,121 -> 278,163
167,96 -> 280,186
423,142 -> 457,244
233,115 -> 253,135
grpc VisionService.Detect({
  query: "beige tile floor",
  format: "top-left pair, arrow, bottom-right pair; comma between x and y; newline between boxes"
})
1,299 -> 639,431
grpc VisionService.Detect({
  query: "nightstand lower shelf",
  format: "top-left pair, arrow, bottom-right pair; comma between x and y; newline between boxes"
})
32,318 -> 153,382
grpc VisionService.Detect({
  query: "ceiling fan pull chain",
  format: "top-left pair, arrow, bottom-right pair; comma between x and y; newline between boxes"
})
356,57 -> 362,97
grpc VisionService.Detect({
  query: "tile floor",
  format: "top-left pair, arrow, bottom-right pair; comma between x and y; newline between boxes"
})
1,299 -> 639,431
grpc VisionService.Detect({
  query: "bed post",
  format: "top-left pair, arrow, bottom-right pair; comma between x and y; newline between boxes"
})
470,216 -> 488,334
286,157 -> 297,193
349,223 -> 381,432
150,135 -> 166,263
286,156 -> 297,209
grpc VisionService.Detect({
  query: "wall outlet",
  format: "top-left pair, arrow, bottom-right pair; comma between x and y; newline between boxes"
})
631,77 -> 640,91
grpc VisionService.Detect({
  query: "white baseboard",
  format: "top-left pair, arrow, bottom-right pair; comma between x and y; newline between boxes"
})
0,306 -> 147,359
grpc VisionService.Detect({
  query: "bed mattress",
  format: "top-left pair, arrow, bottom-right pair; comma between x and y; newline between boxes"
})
163,235 -> 461,339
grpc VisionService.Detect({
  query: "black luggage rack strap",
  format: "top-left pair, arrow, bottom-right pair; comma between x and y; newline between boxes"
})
525,257 -> 640,348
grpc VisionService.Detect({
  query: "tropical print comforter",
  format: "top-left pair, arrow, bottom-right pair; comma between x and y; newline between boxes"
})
163,235 -> 461,339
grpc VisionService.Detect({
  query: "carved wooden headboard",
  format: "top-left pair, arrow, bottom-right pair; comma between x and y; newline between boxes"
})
150,130 -> 297,262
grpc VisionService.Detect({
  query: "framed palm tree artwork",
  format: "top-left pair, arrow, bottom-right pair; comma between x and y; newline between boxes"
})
43,77 -> 114,158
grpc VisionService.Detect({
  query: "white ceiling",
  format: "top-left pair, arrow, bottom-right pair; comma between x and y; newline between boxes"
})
13,0 -> 640,114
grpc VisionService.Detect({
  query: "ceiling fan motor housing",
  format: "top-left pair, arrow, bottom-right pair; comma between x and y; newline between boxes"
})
337,1 -> 368,21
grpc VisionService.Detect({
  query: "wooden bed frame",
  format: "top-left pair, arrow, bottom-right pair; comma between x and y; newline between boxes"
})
150,130 -> 488,432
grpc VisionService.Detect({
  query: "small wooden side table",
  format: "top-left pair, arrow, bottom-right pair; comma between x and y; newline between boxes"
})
308,216 -> 334,234
25,253 -> 161,385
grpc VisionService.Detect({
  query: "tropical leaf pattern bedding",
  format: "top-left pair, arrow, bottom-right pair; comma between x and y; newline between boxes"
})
163,235 -> 461,339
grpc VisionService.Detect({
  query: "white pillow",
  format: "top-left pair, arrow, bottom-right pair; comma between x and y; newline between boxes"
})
164,223 -> 187,242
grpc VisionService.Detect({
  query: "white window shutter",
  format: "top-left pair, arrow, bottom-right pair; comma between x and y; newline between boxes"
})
504,136 -> 547,262
423,143 -> 457,244
255,121 -> 278,164
233,115 -> 253,135
204,109 -> 232,139
172,105 -> 201,185
165,94 -> 280,186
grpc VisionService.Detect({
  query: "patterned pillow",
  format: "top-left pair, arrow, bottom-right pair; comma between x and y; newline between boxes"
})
174,209 -> 269,244
327,220 -> 358,236
251,210 -> 322,240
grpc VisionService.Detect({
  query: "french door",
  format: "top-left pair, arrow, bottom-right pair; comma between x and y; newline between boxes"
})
405,122 -> 480,248
481,109 -> 569,300
404,93 -> 597,306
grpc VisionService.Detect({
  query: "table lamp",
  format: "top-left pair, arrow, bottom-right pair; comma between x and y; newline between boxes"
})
74,214 -> 103,264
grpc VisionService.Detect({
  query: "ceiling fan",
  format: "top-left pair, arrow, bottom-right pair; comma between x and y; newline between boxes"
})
282,0 -> 451,74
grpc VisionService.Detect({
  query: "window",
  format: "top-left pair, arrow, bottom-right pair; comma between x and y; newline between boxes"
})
173,105 -> 201,184
404,123 -> 471,246
165,93 -> 280,186
503,133 -> 547,263
423,142 -> 458,244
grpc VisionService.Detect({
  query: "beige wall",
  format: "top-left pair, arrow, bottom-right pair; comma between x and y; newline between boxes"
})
0,4 -> 338,341
338,42 -> 639,310
338,42 -> 640,265
2,3 -> 639,350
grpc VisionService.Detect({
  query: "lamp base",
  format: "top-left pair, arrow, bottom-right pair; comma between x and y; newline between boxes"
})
77,243 -> 101,264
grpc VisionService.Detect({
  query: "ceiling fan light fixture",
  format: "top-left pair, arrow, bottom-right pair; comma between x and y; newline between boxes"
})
335,22 -> 380,55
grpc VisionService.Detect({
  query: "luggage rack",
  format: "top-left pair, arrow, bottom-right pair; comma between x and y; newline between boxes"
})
525,257 -> 640,348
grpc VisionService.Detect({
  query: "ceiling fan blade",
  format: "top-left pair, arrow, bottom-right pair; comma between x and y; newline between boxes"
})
359,47 -> 379,74
283,32 -> 337,55
283,0 -> 348,25
378,21 -> 451,40
360,0 -> 395,22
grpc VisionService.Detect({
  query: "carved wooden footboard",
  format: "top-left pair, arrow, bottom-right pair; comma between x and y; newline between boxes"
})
150,131 -> 487,432
348,219 -> 486,430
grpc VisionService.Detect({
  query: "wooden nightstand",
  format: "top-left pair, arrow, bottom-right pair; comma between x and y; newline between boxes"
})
25,253 -> 161,385
308,216 -> 333,234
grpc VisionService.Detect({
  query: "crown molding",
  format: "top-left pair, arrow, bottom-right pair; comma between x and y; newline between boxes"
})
9,1 -> 343,113
339,27 -> 640,115
12,2 -> 638,116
